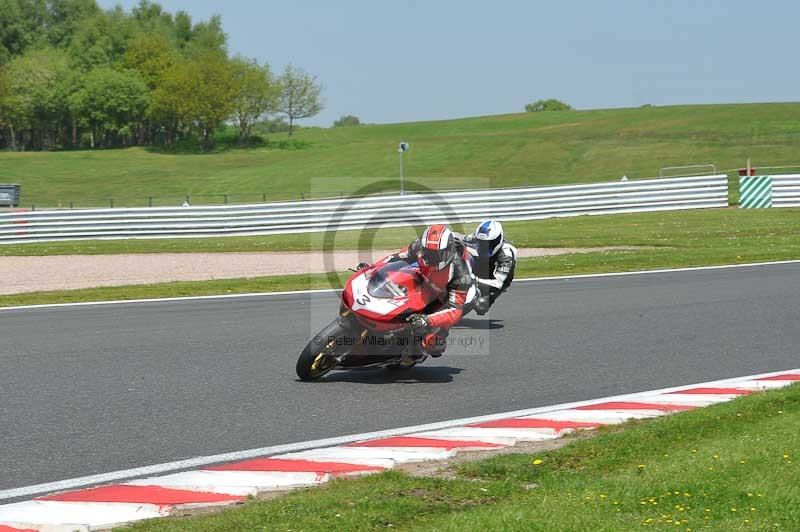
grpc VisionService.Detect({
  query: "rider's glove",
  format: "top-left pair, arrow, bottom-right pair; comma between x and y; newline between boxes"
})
356,262 -> 371,271
406,313 -> 431,333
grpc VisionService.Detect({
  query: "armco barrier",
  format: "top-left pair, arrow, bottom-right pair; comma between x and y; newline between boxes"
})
0,175 -> 729,244
772,174 -> 800,207
738,174 -> 800,209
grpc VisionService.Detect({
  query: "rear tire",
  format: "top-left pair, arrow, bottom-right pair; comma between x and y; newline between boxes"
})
296,320 -> 350,381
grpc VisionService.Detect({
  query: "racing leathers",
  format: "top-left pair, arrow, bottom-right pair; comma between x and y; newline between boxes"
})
463,234 -> 517,314
385,238 -> 476,356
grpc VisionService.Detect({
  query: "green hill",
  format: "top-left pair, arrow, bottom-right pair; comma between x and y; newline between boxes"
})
2,102 -> 799,208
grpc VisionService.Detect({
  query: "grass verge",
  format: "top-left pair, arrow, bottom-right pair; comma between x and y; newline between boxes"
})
0,272 -> 346,308
2,102 -> 800,207
122,383 -> 800,531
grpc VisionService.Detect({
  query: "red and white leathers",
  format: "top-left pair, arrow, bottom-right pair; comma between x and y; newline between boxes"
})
381,226 -> 477,331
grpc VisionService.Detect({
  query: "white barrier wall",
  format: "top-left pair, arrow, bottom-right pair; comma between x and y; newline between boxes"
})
772,174 -> 800,207
0,175 -> 729,244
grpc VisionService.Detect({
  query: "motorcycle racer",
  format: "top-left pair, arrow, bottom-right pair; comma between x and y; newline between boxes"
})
359,223 -> 476,356
463,220 -> 516,315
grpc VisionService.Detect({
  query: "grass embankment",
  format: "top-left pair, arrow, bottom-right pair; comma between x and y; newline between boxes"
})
1,208 -> 798,308
2,102 -> 800,207
123,384 -> 800,531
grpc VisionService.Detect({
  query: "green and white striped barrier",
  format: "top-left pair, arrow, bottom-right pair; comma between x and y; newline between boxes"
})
739,175 -> 772,208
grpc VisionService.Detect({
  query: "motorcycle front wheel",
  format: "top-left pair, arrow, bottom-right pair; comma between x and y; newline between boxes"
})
296,320 -> 351,381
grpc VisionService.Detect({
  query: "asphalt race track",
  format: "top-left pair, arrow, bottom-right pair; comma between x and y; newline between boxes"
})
1,262 -> 798,492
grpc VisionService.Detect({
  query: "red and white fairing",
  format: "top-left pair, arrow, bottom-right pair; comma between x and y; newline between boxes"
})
342,261 -> 437,333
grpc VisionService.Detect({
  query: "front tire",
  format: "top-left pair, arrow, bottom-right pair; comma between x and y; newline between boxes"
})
296,320 -> 350,381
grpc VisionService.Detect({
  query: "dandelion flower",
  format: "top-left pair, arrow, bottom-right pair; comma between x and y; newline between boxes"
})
532,459 -> 543,465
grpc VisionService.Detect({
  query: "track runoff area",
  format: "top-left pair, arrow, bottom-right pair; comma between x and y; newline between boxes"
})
0,261 -> 798,530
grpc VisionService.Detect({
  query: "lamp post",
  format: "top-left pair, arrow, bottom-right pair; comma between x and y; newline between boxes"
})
398,141 -> 410,195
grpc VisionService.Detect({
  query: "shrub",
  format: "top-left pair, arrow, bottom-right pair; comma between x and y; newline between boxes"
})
333,115 -> 361,127
525,99 -> 573,112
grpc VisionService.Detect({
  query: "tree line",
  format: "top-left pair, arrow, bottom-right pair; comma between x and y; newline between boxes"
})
0,0 -> 323,151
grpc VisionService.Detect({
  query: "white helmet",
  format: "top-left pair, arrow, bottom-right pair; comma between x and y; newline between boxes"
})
474,220 -> 504,258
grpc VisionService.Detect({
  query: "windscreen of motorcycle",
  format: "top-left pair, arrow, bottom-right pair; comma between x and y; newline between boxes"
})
367,261 -> 419,298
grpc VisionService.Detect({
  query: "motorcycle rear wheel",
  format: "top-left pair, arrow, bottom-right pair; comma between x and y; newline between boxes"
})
296,320 -> 350,381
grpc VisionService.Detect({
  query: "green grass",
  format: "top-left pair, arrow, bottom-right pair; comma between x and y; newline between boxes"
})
2,102 -> 800,208
2,208 -> 798,308
122,383 -> 800,531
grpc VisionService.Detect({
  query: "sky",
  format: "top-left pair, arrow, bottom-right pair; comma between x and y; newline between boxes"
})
100,0 -> 800,127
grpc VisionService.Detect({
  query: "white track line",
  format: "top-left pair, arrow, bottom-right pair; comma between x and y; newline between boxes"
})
0,288 -> 337,312
1,259 -> 797,312
1,367 -> 795,501
513,259 -> 800,283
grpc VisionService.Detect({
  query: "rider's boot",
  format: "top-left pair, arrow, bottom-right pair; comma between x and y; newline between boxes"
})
421,329 -> 449,358
396,354 -> 417,367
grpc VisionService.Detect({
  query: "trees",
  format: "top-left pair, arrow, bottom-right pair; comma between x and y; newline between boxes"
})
122,32 -> 175,90
0,0 -> 324,151
153,53 -> 236,151
3,48 -> 72,150
45,0 -> 101,49
69,68 -> 149,147
525,99 -> 573,112
185,14 -> 227,57
230,57 -> 279,143
0,0 -> 39,66
277,64 -> 323,136
333,115 -> 360,127
0,66 -> 10,147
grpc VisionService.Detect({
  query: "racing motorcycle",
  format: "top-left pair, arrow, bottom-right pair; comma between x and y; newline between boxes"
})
296,259 -> 439,381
